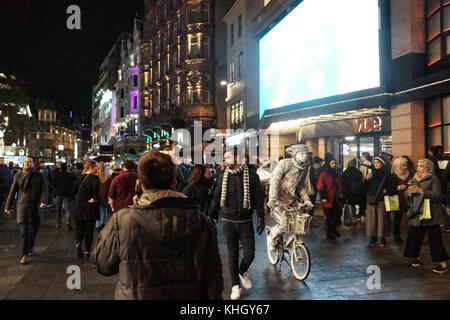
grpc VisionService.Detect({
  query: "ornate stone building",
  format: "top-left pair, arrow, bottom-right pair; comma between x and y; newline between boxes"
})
141,0 -> 232,149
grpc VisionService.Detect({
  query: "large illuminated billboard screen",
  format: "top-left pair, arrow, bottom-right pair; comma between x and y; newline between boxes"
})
259,0 -> 380,116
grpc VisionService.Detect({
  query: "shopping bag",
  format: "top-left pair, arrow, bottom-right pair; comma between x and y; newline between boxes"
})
343,204 -> 353,227
420,198 -> 432,220
384,195 -> 400,212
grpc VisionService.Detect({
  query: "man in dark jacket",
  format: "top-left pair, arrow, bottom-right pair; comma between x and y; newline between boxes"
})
53,162 -> 75,230
5,156 -> 47,264
0,157 -> 11,210
208,148 -> 265,300
108,159 -> 138,213
92,151 -> 223,300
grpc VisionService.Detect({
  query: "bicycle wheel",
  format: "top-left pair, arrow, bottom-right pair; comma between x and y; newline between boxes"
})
266,228 -> 279,265
290,241 -> 311,281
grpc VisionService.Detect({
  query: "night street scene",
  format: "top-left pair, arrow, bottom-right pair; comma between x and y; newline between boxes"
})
1,0 -> 450,308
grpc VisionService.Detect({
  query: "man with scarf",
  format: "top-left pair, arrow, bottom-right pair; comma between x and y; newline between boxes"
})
267,144 -> 315,248
5,156 -> 47,264
208,147 -> 265,300
317,153 -> 344,239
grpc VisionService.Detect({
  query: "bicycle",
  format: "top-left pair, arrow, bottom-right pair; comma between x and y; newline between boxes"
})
266,207 -> 312,281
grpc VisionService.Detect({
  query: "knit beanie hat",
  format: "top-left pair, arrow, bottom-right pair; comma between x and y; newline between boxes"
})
373,156 -> 386,166
324,152 -> 335,166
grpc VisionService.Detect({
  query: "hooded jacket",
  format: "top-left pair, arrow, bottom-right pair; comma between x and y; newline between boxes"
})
92,190 -> 223,300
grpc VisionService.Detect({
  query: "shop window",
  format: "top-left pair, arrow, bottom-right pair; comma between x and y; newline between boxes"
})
427,95 -> 450,154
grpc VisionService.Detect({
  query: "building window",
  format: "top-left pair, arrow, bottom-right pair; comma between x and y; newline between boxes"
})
426,95 -> 450,154
229,61 -> 235,83
134,96 -> 138,109
120,107 -> 124,118
202,36 -> 210,60
187,2 -> 210,24
187,89 -> 210,104
238,52 -> 243,80
173,21 -> 178,42
133,75 -> 138,87
121,89 -> 125,99
230,100 -> 244,129
188,35 -> 200,58
171,84 -> 180,106
230,24 -> 234,46
426,0 -> 450,66
238,15 -> 242,38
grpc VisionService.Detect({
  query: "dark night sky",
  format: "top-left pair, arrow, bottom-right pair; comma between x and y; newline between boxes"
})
0,0 -> 144,122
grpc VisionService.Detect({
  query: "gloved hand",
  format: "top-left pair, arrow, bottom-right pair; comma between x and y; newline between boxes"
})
257,218 -> 265,235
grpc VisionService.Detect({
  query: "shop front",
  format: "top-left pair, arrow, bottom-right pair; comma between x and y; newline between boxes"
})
299,113 -> 391,168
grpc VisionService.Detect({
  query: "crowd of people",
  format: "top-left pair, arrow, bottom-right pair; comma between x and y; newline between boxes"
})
0,143 -> 449,300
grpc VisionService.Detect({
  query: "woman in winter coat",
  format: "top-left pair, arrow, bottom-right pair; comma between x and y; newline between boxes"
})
96,162 -> 111,231
364,156 -> 397,247
404,159 -> 449,273
317,153 -> 343,240
391,157 -> 414,243
182,165 -> 214,213
342,158 -> 364,222
73,160 -> 100,259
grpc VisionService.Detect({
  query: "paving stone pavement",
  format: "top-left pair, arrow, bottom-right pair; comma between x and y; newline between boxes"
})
0,206 -> 449,300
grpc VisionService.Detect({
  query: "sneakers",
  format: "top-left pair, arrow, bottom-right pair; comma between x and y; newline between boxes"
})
378,238 -> 387,247
332,230 -> 341,238
369,237 -> 377,246
433,264 -> 448,274
76,243 -> 84,259
239,273 -> 252,290
230,285 -> 241,300
411,258 -> 421,267
20,255 -> 29,265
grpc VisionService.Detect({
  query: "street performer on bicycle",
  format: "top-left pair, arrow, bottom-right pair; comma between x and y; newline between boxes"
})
267,144 -> 315,250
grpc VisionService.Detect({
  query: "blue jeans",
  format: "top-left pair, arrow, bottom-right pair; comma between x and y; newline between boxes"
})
96,201 -> 110,228
222,220 -> 255,287
56,196 -> 72,226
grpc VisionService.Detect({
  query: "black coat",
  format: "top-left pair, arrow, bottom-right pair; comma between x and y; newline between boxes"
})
53,170 -> 76,197
364,168 -> 397,204
92,197 -> 224,300
5,170 -> 47,224
182,179 -> 213,212
0,164 -> 11,188
72,174 -> 100,221
208,168 -> 265,222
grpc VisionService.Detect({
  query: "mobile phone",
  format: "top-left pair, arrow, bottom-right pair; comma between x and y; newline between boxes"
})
368,169 -> 372,174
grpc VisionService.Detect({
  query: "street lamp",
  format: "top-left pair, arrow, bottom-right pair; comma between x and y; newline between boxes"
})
220,80 -> 227,86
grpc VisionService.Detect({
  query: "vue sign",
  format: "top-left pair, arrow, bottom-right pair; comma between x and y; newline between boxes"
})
352,117 -> 382,133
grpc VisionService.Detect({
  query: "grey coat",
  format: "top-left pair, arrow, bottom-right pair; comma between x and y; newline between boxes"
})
407,175 -> 442,227
5,170 -> 48,224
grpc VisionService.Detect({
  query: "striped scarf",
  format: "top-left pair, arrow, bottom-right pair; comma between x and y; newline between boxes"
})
220,165 -> 250,209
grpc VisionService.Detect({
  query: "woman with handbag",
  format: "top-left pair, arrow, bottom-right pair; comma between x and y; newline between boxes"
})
391,157 -> 414,243
364,157 -> 397,247
404,159 -> 449,273
73,160 -> 100,259
317,153 -> 344,240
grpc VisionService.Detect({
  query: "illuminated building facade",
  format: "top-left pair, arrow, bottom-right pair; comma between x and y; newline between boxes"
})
141,0 -> 232,150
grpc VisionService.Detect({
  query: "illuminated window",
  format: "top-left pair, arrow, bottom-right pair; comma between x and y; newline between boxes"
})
188,35 -> 200,58
187,89 -> 210,104
426,0 -> 450,66
229,61 -> 235,83
230,100 -> 244,129
426,95 -> 450,153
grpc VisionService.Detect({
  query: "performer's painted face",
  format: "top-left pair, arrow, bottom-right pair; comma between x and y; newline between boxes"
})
294,151 -> 308,164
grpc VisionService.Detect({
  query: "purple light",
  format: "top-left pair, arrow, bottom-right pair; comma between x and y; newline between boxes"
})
129,66 -> 139,74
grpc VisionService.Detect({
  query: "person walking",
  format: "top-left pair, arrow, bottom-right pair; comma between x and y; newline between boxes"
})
108,159 -> 138,213
182,165 -> 214,213
0,157 -> 11,211
316,153 -> 344,239
73,160 -> 99,259
404,159 -> 449,273
208,148 -> 265,300
364,156 -> 397,247
342,158 -> 364,222
96,162 -> 111,231
391,157 -> 414,243
53,162 -> 76,230
92,152 -> 223,300
4,156 -> 47,264
358,152 -> 373,219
